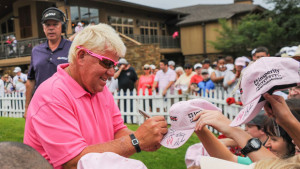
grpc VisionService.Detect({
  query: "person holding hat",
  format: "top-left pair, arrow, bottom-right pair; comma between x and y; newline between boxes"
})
174,63 -> 196,94
137,64 -> 154,96
25,7 -> 72,119
24,23 -> 168,169
13,67 -> 27,94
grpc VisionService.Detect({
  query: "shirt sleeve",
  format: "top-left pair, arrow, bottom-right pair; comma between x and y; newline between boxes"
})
169,71 -> 176,82
27,51 -> 36,80
223,71 -> 234,88
32,103 -> 87,168
237,156 -> 253,165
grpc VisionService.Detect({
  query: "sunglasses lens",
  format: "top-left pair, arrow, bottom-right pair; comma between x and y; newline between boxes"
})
99,59 -> 115,69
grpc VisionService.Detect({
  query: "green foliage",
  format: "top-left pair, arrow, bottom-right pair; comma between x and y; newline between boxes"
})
211,0 -> 300,56
0,118 -> 207,169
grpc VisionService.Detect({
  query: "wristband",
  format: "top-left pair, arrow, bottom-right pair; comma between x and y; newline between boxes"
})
129,134 -> 141,153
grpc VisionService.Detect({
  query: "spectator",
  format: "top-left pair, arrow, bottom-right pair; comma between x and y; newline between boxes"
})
288,86 -> 300,99
223,57 -> 245,94
75,22 -> 84,33
225,56 -> 234,71
210,57 -> 226,86
253,46 -> 270,61
202,59 -> 214,76
168,60 -> 175,70
190,63 -> 203,93
25,7 -> 72,119
175,66 -> 184,80
137,64 -> 154,95
3,74 -> 13,93
11,36 -> 17,55
152,59 -> 176,96
24,23 -> 168,169
12,67 -> 27,94
197,69 -> 214,96
0,75 -> 4,97
89,21 -> 96,26
150,64 -> 156,75
106,76 -> 118,94
174,63 -> 196,94
114,58 -> 138,123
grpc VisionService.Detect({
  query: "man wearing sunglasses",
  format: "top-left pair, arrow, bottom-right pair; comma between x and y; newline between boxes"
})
24,24 -> 168,169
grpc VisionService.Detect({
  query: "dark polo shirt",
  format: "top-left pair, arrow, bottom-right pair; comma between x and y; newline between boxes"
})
28,38 -> 71,90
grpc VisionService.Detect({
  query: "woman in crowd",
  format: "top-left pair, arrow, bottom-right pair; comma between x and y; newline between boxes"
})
223,57 -> 245,94
174,64 -> 196,94
210,57 -> 227,88
137,64 -> 154,95
175,66 -> 184,81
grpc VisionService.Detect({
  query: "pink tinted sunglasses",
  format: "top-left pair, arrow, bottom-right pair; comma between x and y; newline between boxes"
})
76,46 -> 119,69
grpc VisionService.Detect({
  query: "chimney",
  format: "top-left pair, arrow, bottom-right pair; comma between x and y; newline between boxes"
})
234,0 -> 253,4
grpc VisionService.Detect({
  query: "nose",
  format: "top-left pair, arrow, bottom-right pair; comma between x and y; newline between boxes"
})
106,67 -> 115,76
265,138 -> 271,148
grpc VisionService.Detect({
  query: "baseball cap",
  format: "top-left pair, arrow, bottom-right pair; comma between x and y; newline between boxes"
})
41,7 -> 64,23
194,63 -> 202,69
200,156 -> 256,169
234,57 -> 246,66
246,110 -> 267,127
118,58 -> 128,65
160,99 -> 221,149
294,45 -> 300,57
13,67 -> 21,73
281,46 -> 298,58
230,57 -> 300,127
251,48 -> 256,56
143,64 -> 150,69
168,60 -> 175,66
77,152 -> 147,169
150,64 -> 156,70
185,143 -> 209,168
184,63 -> 192,69
201,69 -> 209,75
202,59 -> 210,64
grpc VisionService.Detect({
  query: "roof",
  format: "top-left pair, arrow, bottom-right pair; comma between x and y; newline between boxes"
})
172,3 -> 266,26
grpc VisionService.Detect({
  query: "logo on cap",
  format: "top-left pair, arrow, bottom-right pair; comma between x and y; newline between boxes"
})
170,116 -> 178,121
45,13 -> 56,18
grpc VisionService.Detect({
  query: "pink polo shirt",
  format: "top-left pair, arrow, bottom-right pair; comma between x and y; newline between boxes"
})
24,63 -> 127,169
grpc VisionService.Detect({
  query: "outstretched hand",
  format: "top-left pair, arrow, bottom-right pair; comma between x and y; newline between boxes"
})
263,93 -> 293,125
193,110 -> 231,134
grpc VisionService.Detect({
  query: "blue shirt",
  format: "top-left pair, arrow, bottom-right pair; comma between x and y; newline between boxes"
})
198,79 -> 215,96
28,38 -> 71,90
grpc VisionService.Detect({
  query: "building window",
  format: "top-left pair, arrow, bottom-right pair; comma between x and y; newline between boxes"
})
70,6 -> 99,32
108,16 -> 134,35
139,20 -> 160,36
19,5 -> 32,38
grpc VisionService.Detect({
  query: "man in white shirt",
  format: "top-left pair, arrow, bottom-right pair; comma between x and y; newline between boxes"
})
13,67 -> 27,94
152,59 -> 176,96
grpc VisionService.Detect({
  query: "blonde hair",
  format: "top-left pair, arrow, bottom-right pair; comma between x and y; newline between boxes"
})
255,155 -> 300,169
68,23 -> 126,63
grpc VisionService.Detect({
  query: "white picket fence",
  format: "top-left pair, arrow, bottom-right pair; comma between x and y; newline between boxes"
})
0,88 -> 242,128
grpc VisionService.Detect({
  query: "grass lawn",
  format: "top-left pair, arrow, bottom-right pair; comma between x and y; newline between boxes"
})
0,117 -> 202,169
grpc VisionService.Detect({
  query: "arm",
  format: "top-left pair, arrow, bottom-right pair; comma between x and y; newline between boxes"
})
194,110 -> 276,162
210,71 -> 224,83
113,65 -> 126,79
263,93 -> 300,148
162,81 -> 175,96
219,138 -> 238,147
152,81 -> 158,91
63,116 -> 167,169
24,79 -> 36,119
194,127 -> 237,162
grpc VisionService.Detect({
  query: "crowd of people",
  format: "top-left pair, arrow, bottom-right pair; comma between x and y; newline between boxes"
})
0,67 -> 27,96
0,6 -> 300,169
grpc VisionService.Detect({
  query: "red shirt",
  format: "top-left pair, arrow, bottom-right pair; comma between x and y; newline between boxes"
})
190,74 -> 203,84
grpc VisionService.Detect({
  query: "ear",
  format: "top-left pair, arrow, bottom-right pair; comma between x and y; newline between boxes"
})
76,50 -> 86,66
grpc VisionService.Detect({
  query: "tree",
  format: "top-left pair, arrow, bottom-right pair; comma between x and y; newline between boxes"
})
211,0 -> 300,57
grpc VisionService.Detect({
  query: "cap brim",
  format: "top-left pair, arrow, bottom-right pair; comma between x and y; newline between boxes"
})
230,96 -> 266,127
200,156 -> 256,169
42,17 -> 62,23
160,127 -> 194,149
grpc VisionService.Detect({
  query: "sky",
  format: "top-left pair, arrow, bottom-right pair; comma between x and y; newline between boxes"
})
122,0 -> 274,10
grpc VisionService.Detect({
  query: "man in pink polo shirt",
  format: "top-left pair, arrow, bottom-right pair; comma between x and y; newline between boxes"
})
24,23 -> 168,169
152,59 -> 176,96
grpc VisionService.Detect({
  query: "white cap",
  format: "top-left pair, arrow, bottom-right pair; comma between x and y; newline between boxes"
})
150,64 -> 156,70
118,58 -> 128,65
77,152 -> 147,169
78,22 -> 83,26
194,63 -> 202,69
13,67 -> 21,73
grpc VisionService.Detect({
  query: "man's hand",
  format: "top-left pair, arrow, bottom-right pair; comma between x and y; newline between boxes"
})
162,89 -> 167,96
134,116 -> 168,151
